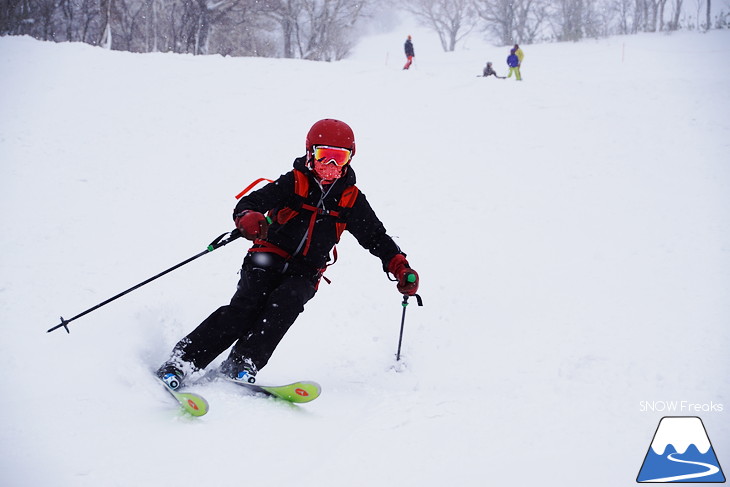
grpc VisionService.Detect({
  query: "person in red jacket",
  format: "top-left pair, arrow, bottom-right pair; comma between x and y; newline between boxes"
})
156,119 -> 420,388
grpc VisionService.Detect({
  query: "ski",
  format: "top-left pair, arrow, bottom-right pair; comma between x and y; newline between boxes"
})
224,378 -> 321,404
158,378 -> 209,416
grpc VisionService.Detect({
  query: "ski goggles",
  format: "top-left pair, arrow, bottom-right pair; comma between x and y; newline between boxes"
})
312,145 -> 352,167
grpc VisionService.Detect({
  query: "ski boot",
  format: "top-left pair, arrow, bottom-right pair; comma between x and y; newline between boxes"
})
156,363 -> 185,391
220,356 -> 258,384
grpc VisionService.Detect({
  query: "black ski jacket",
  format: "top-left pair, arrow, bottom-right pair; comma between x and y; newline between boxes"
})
404,39 -> 415,57
233,156 -> 402,277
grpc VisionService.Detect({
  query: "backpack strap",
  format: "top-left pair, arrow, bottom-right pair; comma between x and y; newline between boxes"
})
296,180 -> 358,257
292,169 -> 309,197
271,169 -> 308,227
235,177 -> 274,200
334,185 -> 359,241
317,184 -> 360,283
239,172 -> 360,285
248,239 -> 291,260
234,171 -> 308,201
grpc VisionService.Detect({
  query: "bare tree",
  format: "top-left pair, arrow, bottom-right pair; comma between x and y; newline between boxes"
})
254,0 -> 369,60
2,0 -> 60,40
667,0 -> 683,28
551,0 -> 586,40
76,0 -> 103,44
98,0 -> 113,47
473,0 -> 546,45
1,0 -> 717,58
140,0 -> 158,51
633,0 -> 646,31
658,0 -> 669,29
55,0 -> 101,42
516,0 -> 549,42
115,0 -> 146,50
473,0 -> 518,45
211,1 -> 278,56
259,0 -> 303,58
403,0 -> 476,51
570,0 -> 612,38
294,0 -> 367,61
645,0 -> 669,30
612,0 -> 634,33
632,0 -> 667,31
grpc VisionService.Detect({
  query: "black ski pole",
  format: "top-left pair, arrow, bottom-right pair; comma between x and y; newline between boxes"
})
396,275 -> 423,361
47,229 -> 241,334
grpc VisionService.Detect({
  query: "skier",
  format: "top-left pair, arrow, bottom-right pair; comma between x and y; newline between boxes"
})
481,61 -> 504,79
403,35 -> 415,70
506,48 -> 522,81
156,119 -> 420,389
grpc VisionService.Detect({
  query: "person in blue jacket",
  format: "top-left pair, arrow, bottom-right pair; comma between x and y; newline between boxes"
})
506,48 -> 521,81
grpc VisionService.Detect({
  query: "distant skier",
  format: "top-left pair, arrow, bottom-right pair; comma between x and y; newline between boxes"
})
506,48 -> 522,81
481,61 -> 505,79
156,119 -> 420,389
403,35 -> 415,70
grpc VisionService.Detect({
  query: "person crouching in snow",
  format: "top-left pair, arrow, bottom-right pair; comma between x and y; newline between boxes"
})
156,119 -> 420,388
481,61 -> 505,79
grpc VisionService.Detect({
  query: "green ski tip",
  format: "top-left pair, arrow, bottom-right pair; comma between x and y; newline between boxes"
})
223,380 -> 322,403
171,390 -> 209,416
258,381 -> 322,403
158,375 -> 209,416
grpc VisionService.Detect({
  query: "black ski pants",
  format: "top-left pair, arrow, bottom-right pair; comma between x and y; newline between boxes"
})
172,253 -> 317,372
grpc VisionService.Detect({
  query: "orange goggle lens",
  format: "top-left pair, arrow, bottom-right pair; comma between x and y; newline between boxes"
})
313,145 -> 352,166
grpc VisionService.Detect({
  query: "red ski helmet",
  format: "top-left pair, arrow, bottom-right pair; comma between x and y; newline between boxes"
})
306,119 -> 356,157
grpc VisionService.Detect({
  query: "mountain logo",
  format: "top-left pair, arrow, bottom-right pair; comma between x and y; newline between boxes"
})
637,416 -> 726,483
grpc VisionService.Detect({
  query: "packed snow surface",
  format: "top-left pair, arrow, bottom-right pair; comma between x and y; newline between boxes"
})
1,23 -> 729,487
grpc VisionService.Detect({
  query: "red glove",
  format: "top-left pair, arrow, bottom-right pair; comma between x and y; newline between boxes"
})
387,254 -> 419,296
235,211 -> 269,240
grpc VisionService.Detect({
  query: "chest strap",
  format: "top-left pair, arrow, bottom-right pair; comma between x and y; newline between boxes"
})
242,171 -> 359,283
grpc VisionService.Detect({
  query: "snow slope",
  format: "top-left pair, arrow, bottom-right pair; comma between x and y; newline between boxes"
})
1,23 -> 729,487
